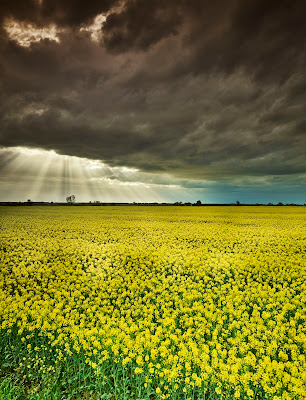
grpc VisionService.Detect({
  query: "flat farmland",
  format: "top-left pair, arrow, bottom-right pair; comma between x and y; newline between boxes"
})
0,206 -> 306,400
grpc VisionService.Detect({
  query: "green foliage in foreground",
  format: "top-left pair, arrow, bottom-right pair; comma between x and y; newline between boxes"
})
0,328 -> 247,400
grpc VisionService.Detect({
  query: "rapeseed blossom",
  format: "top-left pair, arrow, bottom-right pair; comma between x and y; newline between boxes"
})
0,206 -> 306,399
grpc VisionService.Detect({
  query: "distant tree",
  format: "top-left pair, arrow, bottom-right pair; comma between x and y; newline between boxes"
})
277,202 -> 283,206
268,203 -> 273,206
195,200 -> 202,206
27,199 -> 32,202
66,195 -> 76,204
236,200 -> 240,205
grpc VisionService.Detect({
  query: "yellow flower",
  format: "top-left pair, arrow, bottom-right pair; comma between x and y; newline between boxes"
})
1,205 -> 305,400
215,387 -> 222,395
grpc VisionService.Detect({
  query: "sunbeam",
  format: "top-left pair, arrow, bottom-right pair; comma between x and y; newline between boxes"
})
27,150 -> 56,200
60,156 -> 72,201
0,147 -> 190,203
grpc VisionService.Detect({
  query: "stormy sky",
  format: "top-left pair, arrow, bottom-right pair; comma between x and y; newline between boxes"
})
1,0 -> 306,203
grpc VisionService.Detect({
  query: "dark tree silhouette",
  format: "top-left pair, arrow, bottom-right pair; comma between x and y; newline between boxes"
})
66,195 -> 76,203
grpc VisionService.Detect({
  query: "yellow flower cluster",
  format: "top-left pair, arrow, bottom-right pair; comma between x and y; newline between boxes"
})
1,206 -> 306,399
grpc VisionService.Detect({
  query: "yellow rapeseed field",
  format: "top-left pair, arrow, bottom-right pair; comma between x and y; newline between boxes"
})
0,206 -> 306,399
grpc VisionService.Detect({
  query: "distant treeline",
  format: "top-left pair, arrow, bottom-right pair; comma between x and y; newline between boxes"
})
1,202 -> 305,206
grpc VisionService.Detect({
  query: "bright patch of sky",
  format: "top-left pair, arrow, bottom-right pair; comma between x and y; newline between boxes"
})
4,19 -> 60,47
80,14 -> 106,42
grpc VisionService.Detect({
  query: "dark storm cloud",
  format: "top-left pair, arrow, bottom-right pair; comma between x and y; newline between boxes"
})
0,0 -> 120,26
102,0 -> 306,81
101,0 -> 235,53
40,0 -> 121,27
0,0 -> 306,183
102,0 -> 183,52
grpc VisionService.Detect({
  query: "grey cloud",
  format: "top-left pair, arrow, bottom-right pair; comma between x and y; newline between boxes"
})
0,0 -> 38,24
0,0 -> 120,27
101,0 -> 306,84
102,0 -> 183,52
0,0 -> 306,187
40,0 -> 120,27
